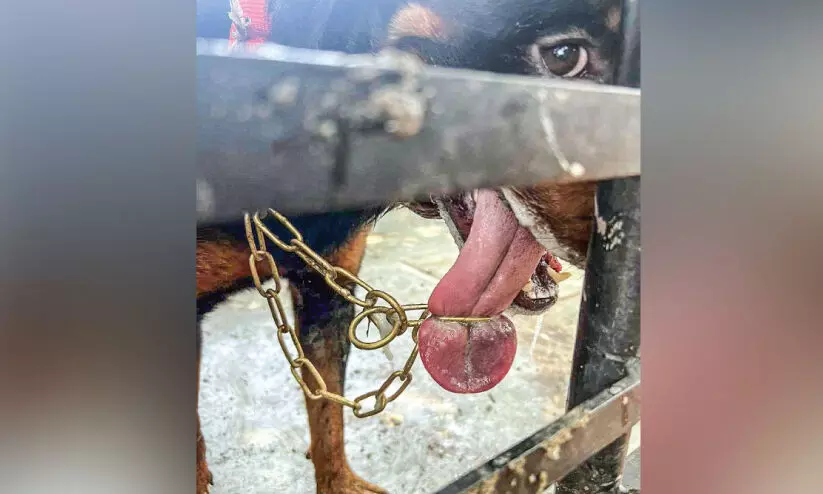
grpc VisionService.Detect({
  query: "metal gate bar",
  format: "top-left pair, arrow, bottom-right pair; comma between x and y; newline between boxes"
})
431,181 -> 641,494
436,1 -> 640,491
557,0 -> 641,488
555,177 -> 641,494
196,39 -> 639,223
195,4 -> 640,489
432,361 -> 639,494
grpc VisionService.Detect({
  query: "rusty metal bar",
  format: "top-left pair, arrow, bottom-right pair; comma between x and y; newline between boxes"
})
433,360 -> 640,494
555,177 -> 641,494
196,39 -> 640,223
555,1 -> 641,489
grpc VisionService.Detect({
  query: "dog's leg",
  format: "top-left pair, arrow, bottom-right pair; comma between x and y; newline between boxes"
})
291,228 -> 387,494
196,323 -> 213,494
195,234 -> 281,493
196,415 -> 212,494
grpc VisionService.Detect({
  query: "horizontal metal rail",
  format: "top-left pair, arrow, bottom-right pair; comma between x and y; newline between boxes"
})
197,39 -> 640,223
434,359 -> 640,494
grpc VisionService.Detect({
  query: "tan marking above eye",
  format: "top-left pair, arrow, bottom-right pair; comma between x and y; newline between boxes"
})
387,3 -> 449,42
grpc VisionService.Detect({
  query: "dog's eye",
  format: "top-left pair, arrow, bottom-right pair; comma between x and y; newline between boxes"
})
534,42 -> 590,78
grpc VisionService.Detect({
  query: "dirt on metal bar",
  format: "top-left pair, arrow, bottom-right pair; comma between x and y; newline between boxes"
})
433,361 -> 640,494
196,39 -> 639,222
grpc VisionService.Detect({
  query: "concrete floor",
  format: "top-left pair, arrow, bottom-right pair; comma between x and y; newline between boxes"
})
199,209 -> 639,494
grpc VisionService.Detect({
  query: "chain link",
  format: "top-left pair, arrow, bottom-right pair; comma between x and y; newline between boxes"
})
244,209 -> 488,418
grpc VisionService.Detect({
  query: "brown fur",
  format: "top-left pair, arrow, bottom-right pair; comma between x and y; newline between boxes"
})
403,182 -> 596,268
328,228 -> 371,274
510,181 -> 597,266
387,3 -> 448,42
384,2 -> 602,268
300,332 -> 386,494
296,225 -> 383,493
196,226 -> 376,494
196,415 -> 212,494
198,0 -> 616,489
196,236 -> 270,297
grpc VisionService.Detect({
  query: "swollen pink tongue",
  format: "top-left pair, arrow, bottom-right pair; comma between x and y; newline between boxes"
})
420,190 -> 545,393
428,190 -> 544,317
418,316 -> 516,394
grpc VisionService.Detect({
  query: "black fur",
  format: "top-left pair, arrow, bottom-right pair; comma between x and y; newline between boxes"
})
195,0 -> 401,327
196,207 -> 383,322
195,1 -> 629,490
194,0 -> 628,411
195,10 -> 401,452
387,0 -> 622,81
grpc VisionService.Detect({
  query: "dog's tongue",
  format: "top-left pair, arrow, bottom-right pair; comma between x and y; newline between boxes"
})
419,190 -> 545,393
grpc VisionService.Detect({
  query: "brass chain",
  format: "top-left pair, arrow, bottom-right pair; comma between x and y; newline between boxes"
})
244,209 -> 488,418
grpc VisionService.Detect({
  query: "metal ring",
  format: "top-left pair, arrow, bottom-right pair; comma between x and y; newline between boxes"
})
349,305 -> 401,350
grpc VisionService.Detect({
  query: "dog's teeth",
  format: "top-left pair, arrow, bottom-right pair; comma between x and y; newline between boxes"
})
522,280 -> 541,299
547,270 -> 572,284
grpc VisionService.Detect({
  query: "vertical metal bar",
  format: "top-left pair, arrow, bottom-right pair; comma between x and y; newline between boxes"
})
556,1 -> 640,491
555,176 -> 641,494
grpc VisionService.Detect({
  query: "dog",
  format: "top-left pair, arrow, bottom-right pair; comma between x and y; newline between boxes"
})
196,0 -> 629,492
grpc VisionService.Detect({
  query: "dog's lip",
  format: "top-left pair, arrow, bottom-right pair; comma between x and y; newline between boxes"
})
436,190 -> 559,313
513,258 -> 558,311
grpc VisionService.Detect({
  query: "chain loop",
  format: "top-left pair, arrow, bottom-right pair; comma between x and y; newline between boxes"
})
244,212 -> 268,259
379,370 -> 413,403
243,209 -> 489,418
325,267 -> 377,308
249,252 -> 280,296
352,390 -> 389,418
275,321 -> 305,366
292,239 -> 336,274
253,209 -> 303,252
292,358 -> 327,399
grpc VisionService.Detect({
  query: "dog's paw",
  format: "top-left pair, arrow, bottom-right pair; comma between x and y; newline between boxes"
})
196,468 -> 213,494
318,470 -> 388,494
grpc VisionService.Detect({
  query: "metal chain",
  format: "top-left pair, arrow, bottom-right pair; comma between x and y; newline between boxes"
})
243,209 -> 489,418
